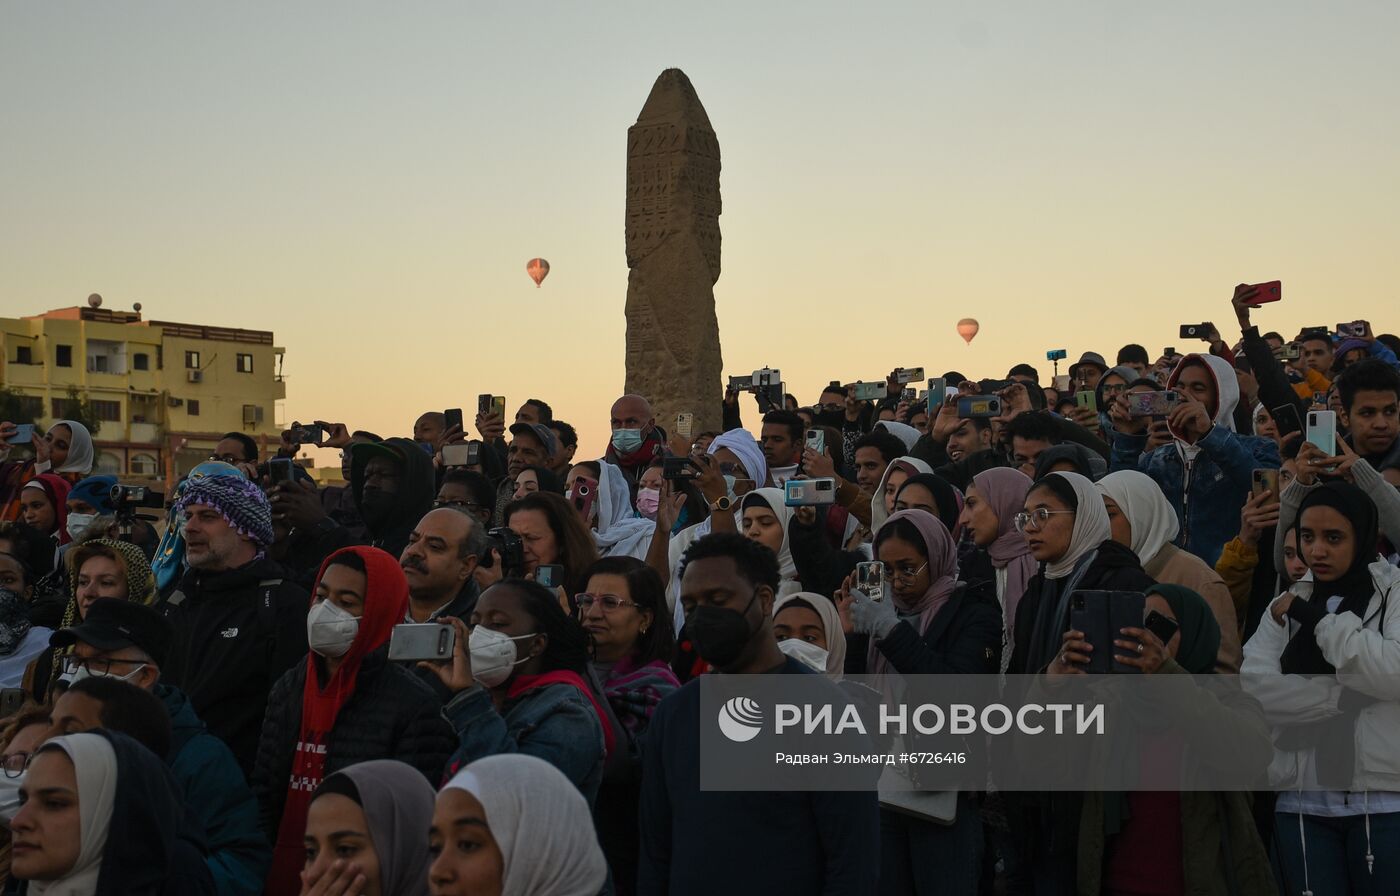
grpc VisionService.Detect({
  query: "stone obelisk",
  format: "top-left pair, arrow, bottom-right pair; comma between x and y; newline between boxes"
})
624,68 -> 723,435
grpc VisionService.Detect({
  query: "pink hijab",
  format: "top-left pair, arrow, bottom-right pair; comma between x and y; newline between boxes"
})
971,467 -> 1037,637
869,509 -> 958,675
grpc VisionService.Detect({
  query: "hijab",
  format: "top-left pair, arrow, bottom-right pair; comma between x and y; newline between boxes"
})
707,429 -> 768,492
971,468 -> 1037,632
151,461 -> 243,593
741,489 -> 799,595
268,546 -> 411,895
441,754 -> 607,896
1280,481 -> 1380,676
872,457 -> 934,533
875,420 -> 920,452
45,421 -> 94,476
1042,472 -> 1112,580
1145,585 -> 1220,675
29,733 -> 117,896
317,761 -> 436,896
592,461 -> 654,561
773,591 -> 847,679
22,474 -> 72,545
1096,470 -> 1180,567
870,510 -> 958,675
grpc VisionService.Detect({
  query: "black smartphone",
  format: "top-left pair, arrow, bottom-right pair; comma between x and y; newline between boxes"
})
444,408 -> 464,432
1179,324 -> 1211,340
662,456 -> 698,481
1270,403 -> 1304,438
269,457 -> 296,485
1069,591 -> 1146,674
1144,610 -> 1180,646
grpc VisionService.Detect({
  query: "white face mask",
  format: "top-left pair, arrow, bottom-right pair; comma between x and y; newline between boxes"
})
0,772 -> 23,822
469,625 -> 538,688
778,638 -> 830,674
306,599 -> 360,658
67,660 -> 148,686
66,512 -> 97,542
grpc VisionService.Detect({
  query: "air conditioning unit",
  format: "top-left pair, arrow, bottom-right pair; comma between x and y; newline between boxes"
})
166,397 -> 184,408
186,370 -> 203,384
242,405 -> 264,425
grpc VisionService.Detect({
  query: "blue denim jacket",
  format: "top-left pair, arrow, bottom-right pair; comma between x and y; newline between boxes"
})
444,680 -> 606,805
1110,425 -> 1280,567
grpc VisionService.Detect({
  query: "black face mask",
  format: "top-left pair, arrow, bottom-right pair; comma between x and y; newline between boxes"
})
359,487 -> 396,526
686,589 -> 761,669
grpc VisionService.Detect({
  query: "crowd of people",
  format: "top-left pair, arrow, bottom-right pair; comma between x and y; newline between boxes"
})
0,285 -> 1396,894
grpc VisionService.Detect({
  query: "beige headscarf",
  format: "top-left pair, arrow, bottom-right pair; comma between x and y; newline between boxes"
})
773,591 -> 847,679
29,733 -> 118,896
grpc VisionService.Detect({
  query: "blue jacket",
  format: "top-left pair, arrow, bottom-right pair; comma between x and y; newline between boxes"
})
159,683 -> 271,896
443,678 -> 606,805
1110,425 -> 1279,567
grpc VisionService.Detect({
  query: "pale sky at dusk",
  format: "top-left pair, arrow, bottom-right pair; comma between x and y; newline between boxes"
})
5,2 -> 1399,460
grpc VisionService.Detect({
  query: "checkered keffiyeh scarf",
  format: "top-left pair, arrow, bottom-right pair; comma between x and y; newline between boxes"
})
175,474 -> 275,547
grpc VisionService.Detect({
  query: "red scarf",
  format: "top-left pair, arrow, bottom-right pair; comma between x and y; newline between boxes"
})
266,546 -> 408,896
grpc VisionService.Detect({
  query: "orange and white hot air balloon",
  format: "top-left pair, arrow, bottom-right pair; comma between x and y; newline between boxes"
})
956,318 -> 980,345
525,258 -> 550,288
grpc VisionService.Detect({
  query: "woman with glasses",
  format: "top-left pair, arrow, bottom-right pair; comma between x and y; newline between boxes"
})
577,556 -> 678,896
836,509 -> 1002,896
435,469 -> 497,530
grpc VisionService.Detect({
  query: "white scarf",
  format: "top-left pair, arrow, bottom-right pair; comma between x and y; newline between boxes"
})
870,456 -> 934,533
30,733 -> 118,896
38,420 -> 95,476
743,488 -> 799,592
1096,470 -> 1179,567
1044,472 -> 1112,580
592,461 -> 654,561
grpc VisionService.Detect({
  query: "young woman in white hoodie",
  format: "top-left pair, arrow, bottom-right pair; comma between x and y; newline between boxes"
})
1242,481 -> 1400,894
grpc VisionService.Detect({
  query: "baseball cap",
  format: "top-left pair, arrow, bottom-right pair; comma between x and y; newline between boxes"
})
509,422 -> 559,457
51,598 -> 173,668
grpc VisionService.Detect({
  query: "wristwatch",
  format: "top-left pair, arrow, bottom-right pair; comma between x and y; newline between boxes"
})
710,495 -> 734,513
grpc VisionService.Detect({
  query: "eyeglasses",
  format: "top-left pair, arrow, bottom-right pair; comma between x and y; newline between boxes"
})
209,453 -> 242,464
1101,384 -> 1128,397
60,655 -> 144,676
1013,508 -> 1076,534
890,561 -> 929,582
817,402 -> 845,413
2,752 -> 33,778
576,593 -> 640,613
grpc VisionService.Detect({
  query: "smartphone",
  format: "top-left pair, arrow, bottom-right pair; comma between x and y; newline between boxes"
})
1300,326 -> 1329,339
854,562 -> 886,602
895,367 -> 925,384
441,442 -> 480,467
1143,610 -> 1180,646
852,381 -> 886,402
1074,391 -> 1098,414
1273,344 -> 1302,361
1179,324 -> 1212,340
755,382 -> 784,413
926,378 -> 947,415
805,428 -> 825,456
752,367 -> 781,389
1306,410 -> 1337,456
387,623 -> 456,663
1046,349 -> 1068,362
728,374 -> 755,392
1270,403 -> 1303,438
662,456 -> 698,481
269,457 -> 296,484
1311,392 -> 1329,408
675,412 -> 694,440
1163,347 -> 1177,359
1241,280 -> 1282,306
785,478 -> 837,507
1336,321 -> 1366,338
5,424 -> 36,446
1128,391 -> 1180,417
478,394 -> 505,419
535,564 -> 564,590
1052,374 -> 1071,392
900,388 -> 917,403
1068,590 -> 1146,674
957,395 -> 1002,418
444,408 -> 464,432
567,476 -> 598,521
1251,469 -> 1279,503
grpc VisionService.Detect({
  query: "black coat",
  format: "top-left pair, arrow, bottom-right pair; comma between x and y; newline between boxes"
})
158,556 -> 309,777
251,649 -> 456,839
845,583 -> 1003,677
788,517 -> 862,601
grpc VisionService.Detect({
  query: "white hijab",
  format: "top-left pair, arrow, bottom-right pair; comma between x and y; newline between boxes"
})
875,420 -> 920,451
773,591 -> 847,679
592,461 -> 654,561
742,488 -> 800,595
441,754 -> 607,896
1043,471 -> 1112,580
30,733 -> 118,896
1096,470 -> 1179,567
707,428 -> 768,489
870,456 -> 934,533
41,420 -> 94,476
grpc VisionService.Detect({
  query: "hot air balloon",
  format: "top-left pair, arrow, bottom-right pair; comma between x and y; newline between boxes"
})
526,258 -> 550,288
956,318 -> 980,345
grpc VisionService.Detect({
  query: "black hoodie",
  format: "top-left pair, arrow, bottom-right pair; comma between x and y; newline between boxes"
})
90,729 -> 216,896
350,437 -> 437,558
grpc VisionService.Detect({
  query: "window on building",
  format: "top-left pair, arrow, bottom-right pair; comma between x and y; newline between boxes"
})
14,346 -> 32,365
56,345 -> 72,367
236,353 -> 254,373
188,399 -> 200,416
133,353 -> 149,371
185,351 -> 200,369
89,355 -> 109,373
50,398 -> 71,418
130,453 -> 158,476
92,400 -> 121,422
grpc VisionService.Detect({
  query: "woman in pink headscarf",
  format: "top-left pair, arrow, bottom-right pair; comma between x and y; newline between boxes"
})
960,468 -> 1037,657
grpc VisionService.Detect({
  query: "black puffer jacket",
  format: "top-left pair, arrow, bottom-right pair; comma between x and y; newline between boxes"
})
250,648 -> 455,839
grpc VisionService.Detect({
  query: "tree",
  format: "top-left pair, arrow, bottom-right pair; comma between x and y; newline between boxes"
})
59,385 -> 102,439
0,386 -> 40,426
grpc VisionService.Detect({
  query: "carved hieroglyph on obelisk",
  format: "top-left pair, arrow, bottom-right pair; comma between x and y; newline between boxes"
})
625,68 -> 723,435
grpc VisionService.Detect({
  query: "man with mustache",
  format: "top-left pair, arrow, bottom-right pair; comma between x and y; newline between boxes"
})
398,506 -> 487,625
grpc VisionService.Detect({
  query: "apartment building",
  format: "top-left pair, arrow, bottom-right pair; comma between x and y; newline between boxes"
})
1,297 -> 286,485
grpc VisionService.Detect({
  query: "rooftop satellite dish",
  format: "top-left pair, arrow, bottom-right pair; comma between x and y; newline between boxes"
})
133,302 -> 143,312
87,293 -> 103,309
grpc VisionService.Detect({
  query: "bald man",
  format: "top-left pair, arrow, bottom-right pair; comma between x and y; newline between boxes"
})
605,394 -> 666,484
